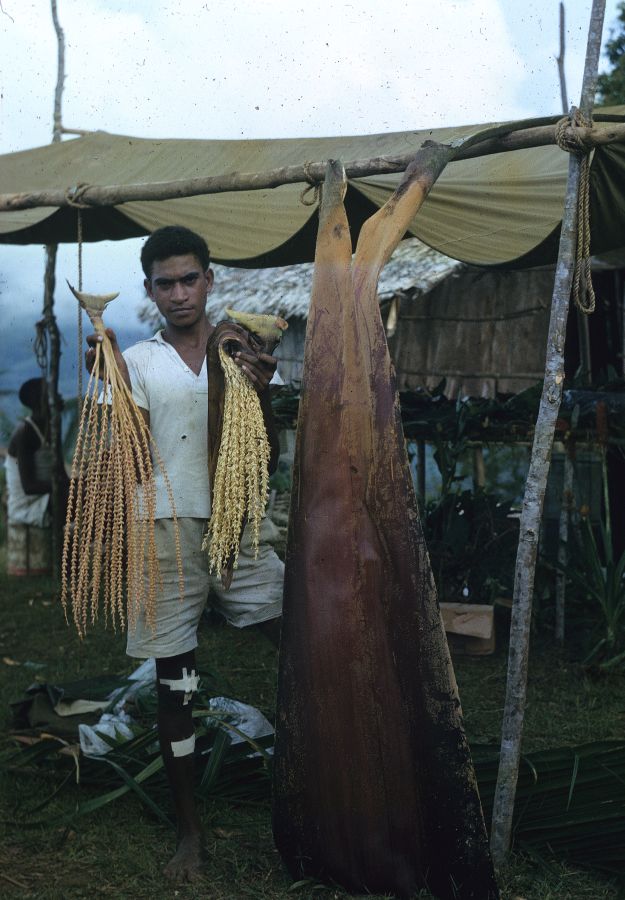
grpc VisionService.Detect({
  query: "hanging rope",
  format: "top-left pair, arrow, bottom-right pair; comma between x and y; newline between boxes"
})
34,317 -> 49,373
555,109 -> 596,315
65,185 -> 91,399
76,208 -> 84,399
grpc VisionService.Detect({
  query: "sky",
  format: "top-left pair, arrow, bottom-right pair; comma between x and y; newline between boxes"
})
0,0 -> 622,414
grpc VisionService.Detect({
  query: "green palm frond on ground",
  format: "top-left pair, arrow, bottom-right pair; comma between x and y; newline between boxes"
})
2,687 -> 624,879
474,740 -> 625,876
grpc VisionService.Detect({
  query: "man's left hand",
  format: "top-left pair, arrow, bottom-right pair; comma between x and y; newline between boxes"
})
233,350 -> 277,394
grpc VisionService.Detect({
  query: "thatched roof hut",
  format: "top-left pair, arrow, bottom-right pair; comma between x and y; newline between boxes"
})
208,237 -> 461,389
207,239 -> 561,398
207,239 -> 625,401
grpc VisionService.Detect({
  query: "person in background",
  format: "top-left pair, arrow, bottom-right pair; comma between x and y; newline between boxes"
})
5,377 -> 69,532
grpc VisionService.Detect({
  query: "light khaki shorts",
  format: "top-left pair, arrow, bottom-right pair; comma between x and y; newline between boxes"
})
126,517 -> 284,659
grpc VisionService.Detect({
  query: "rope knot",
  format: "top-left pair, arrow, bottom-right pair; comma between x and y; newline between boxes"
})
299,161 -> 322,207
555,108 -> 593,155
64,182 -> 92,208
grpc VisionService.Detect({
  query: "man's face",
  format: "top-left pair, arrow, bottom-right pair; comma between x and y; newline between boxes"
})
145,254 -> 214,327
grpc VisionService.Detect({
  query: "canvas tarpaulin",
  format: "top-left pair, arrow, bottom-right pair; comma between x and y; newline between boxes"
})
1,108 -> 624,267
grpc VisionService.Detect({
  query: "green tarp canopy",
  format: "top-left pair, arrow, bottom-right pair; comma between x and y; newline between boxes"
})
1,108 -> 624,268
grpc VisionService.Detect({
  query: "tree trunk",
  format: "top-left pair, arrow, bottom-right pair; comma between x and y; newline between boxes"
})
490,0 -> 606,866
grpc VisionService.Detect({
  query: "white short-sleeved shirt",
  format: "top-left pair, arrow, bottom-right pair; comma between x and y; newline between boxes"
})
124,332 -> 211,519
123,330 -> 283,520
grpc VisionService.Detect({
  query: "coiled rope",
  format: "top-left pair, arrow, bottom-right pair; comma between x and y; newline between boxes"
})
555,110 -> 596,314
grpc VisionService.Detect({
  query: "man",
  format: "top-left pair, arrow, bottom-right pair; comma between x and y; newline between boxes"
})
86,225 -> 284,882
5,378 -> 69,553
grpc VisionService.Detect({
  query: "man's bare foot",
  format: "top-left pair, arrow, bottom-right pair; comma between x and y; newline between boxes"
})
163,831 -> 206,882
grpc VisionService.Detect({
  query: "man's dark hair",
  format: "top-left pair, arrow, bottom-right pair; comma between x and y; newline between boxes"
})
141,226 -> 211,278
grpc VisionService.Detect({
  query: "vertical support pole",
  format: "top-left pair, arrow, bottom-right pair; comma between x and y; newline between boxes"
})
490,0 -> 606,866
473,444 -> 486,491
44,0 -> 66,579
43,245 -> 63,576
555,447 -> 575,643
621,274 -> 625,377
557,0 -> 593,385
417,440 -> 426,505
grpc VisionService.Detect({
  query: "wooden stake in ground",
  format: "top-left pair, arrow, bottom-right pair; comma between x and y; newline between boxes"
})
61,285 -> 183,637
273,155 -> 498,899
490,0 -> 606,866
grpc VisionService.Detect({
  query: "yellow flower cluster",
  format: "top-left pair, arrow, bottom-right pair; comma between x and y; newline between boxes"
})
61,325 -> 183,637
203,345 -> 270,575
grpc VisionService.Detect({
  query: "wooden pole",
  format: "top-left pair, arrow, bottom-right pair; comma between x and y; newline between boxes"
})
556,3 -> 593,385
42,0 -> 65,579
621,274 -> 625,377
1,117 -> 625,213
556,2 -> 569,115
554,2 -> 589,645
473,444 -> 486,490
490,0 -> 606,866
555,445 -> 575,642
51,0 -> 64,142
417,440 -> 426,505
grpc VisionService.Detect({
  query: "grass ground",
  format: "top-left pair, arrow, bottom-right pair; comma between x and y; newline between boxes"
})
0,563 -> 624,900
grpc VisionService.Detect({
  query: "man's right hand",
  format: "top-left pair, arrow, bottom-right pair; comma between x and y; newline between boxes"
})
85,328 -> 132,390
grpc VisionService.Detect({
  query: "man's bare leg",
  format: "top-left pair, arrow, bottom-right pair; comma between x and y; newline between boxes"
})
156,650 -> 205,881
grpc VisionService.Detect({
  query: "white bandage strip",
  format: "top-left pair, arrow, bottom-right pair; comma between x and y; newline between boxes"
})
159,667 -> 200,706
171,733 -> 196,758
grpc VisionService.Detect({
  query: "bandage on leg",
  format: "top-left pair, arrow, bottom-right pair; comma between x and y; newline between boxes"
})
171,733 -> 196,758
159,667 -> 201,706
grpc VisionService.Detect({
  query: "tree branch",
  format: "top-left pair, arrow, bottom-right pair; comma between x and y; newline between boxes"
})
557,2 -> 569,114
50,0 -> 65,144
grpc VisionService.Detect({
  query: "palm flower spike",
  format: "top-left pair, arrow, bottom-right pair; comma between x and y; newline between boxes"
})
203,308 -> 287,587
61,283 -> 184,638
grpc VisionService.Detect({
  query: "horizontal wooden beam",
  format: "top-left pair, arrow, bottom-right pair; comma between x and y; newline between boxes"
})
1,119 -> 624,213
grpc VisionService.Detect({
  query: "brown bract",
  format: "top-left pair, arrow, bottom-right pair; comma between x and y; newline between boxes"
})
272,154 -> 499,899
